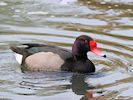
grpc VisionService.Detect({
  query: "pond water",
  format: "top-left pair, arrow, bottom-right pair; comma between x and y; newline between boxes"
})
0,0 -> 133,100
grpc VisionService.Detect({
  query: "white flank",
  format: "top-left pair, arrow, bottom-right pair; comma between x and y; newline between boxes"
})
25,52 -> 64,71
14,53 -> 23,64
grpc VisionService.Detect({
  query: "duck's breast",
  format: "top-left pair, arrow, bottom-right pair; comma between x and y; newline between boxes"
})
25,52 -> 64,71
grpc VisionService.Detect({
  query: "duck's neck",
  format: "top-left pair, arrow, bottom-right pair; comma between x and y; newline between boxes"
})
73,54 -> 88,61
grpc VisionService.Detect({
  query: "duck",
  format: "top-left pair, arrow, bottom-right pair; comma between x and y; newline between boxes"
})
10,35 -> 106,73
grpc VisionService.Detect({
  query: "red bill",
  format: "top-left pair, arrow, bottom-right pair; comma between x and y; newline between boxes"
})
89,40 -> 106,58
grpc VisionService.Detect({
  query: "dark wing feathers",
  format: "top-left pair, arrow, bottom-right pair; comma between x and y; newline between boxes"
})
22,43 -> 46,48
10,43 -> 72,60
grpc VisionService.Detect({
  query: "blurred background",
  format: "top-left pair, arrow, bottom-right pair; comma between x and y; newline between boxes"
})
0,0 -> 133,100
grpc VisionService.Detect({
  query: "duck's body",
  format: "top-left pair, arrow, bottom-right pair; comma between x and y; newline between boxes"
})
10,35 -> 106,73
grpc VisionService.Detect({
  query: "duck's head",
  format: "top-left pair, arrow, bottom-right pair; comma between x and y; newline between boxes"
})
72,35 -> 106,58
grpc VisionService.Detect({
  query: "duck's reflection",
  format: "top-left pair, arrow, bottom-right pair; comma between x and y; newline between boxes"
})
70,74 -> 94,95
19,72 -> 95,99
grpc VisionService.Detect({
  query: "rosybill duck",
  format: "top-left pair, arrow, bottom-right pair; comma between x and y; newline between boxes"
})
10,35 -> 106,73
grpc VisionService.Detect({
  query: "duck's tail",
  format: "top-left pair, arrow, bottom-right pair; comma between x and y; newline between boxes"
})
10,46 -> 25,64
10,46 -> 24,55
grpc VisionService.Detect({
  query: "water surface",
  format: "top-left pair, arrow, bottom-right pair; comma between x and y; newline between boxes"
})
0,0 -> 133,100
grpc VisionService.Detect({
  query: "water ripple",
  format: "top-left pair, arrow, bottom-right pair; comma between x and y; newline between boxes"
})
0,0 -> 133,99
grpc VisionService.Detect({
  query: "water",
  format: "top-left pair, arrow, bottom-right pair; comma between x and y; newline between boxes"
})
0,0 -> 133,99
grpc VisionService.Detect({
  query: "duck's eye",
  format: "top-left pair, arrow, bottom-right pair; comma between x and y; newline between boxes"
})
78,38 -> 85,43
85,40 -> 88,44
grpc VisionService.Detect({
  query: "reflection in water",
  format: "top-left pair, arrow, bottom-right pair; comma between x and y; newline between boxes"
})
18,73 -> 94,95
70,74 -> 94,95
17,73 -> 96,100
0,0 -> 133,99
